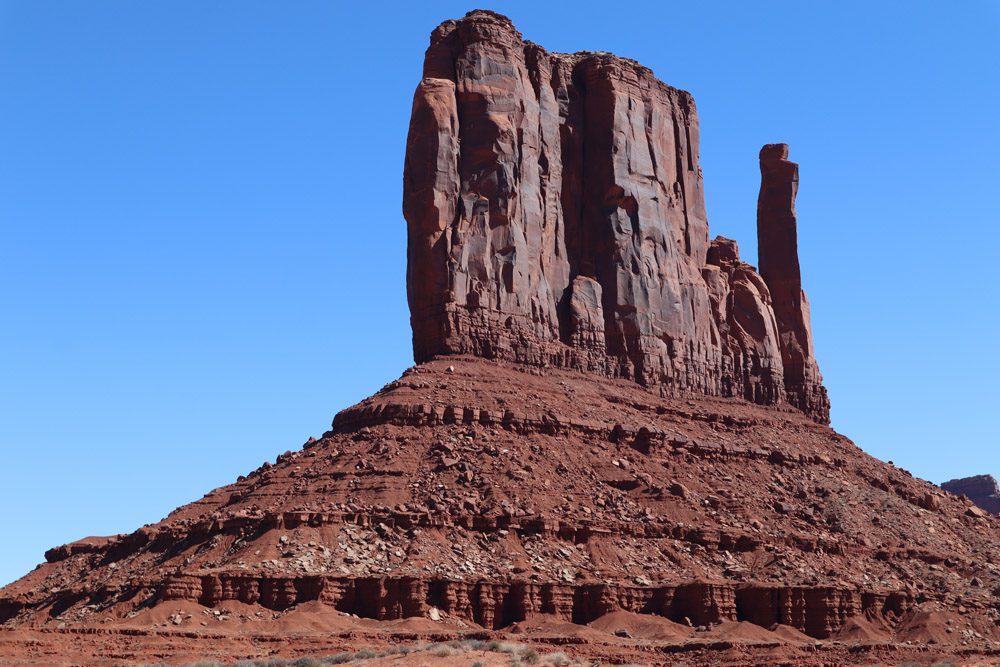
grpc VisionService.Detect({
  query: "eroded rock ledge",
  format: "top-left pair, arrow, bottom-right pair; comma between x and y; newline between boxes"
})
2,360 -> 996,652
403,10 -> 829,422
160,574 -> 906,639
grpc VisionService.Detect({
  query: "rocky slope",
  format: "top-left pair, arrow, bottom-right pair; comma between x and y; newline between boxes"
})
2,358 -> 1000,665
0,10 -> 995,667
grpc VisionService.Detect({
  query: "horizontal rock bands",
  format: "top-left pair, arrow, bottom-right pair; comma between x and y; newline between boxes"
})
157,573 -> 908,639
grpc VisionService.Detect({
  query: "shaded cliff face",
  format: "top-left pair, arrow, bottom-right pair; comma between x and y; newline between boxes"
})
403,10 -> 828,423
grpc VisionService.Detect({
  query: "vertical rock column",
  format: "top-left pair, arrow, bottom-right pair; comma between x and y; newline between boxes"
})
402,11 -> 570,368
756,144 -> 830,423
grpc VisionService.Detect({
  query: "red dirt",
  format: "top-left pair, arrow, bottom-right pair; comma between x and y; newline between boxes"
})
2,357 -> 1000,665
588,609 -> 693,641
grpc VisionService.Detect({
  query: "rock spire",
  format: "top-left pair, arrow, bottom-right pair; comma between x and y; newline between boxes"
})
757,143 -> 830,422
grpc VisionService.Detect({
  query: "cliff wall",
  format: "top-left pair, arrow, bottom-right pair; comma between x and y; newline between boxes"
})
403,10 -> 829,422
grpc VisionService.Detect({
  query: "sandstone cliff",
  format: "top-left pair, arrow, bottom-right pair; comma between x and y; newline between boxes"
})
403,10 -> 829,422
757,143 -> 829,421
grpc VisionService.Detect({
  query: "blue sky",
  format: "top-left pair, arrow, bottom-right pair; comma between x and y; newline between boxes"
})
1,1 -> 998,586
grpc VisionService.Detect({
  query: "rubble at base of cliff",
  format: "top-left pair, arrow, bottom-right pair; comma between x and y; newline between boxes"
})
3,359 -> 1000,666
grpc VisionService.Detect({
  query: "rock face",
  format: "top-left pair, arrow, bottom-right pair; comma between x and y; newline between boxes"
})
403,10 -> 829,423
757,144 -> 830,422
8,11 -> 998,667
942,475 -> 1000,514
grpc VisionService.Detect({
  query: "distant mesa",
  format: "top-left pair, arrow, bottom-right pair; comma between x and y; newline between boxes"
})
942,475 -> 1000,515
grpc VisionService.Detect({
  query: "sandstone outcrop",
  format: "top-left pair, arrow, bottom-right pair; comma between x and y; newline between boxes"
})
2,10 -> 993,667
404,10 -> 828,422
942,475 -> 1000,514
3,358 -> 1000,666
757,143 -> 830,422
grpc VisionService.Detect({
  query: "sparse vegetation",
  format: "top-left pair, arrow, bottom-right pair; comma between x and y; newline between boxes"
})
137,640 -> 582,666
431,643 -> 455,657
518,647 -> 539,664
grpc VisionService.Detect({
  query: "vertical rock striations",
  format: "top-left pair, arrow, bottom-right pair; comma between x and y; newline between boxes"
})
757,144 -> 830,423
703,237 -> 785,407
403,10 -> 829,423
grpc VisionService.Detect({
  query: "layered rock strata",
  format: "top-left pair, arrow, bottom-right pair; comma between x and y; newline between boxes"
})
404,10 -> 828,422
7,11 -> 998,666
3,358 -> 999,651
156,573 -> 891,638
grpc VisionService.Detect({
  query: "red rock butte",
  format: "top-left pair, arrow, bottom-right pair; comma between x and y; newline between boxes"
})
942,475 -> 1000,515
404,10 -> 829,423
1,10 -> 999,667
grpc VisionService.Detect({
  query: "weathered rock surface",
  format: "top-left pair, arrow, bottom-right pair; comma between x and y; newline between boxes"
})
757,143 -> 830,422
1,10 -> 991,667
404,10 -> 828,422
3,359 -> 1000,666
942,475 -> 1000,515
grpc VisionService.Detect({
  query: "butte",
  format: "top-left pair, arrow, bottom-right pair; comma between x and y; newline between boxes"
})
2,10 -> 998,667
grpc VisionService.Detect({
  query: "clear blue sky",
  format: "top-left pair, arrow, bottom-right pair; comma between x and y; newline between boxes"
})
1,1 -> 998,587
